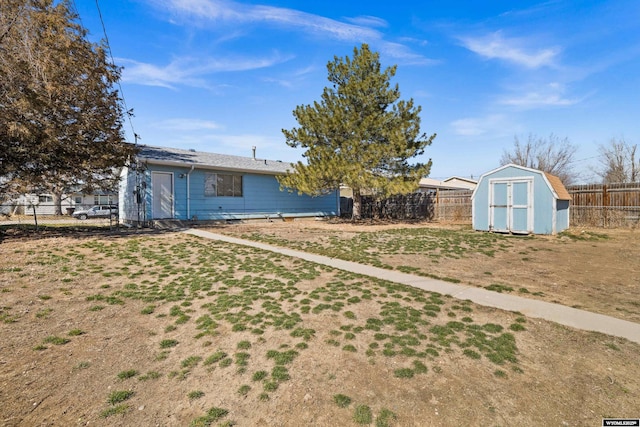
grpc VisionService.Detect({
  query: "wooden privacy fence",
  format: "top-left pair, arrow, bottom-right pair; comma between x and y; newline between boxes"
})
358,193 -> 435,220
341,189 -> 473,222
567,183 -> 640,227
434,189 -> 473,222
341,182 -> 640,228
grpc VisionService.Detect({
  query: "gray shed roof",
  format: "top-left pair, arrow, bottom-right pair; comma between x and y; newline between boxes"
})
136,145 -> 294,175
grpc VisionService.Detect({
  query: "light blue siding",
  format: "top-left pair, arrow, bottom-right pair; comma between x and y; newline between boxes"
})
472,164 -> 570,235
472,177 -> 490,231
120,164 -> 338,222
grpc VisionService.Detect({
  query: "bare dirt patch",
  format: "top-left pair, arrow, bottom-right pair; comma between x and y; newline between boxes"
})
0,226 -> 638,426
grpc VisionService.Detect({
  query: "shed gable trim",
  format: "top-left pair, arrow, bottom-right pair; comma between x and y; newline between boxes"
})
471,163 -> 570,201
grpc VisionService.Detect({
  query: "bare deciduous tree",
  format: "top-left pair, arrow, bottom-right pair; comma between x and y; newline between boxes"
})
500,133 -> 578,184
596,138 -> 639,183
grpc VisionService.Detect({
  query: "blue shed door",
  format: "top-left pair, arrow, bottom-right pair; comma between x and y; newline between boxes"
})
152,172 -> 174,219
490,179 -> 533,234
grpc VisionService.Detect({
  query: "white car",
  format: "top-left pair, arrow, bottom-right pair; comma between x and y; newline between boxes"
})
72,205 -> 118,220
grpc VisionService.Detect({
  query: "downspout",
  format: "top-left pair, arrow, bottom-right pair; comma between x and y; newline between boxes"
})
186,165 -> 195,220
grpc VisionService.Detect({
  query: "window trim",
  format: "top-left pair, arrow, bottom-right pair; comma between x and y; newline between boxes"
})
205,172 -> 243,197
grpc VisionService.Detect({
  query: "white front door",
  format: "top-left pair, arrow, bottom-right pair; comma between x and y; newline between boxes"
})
152,172 -> 173,219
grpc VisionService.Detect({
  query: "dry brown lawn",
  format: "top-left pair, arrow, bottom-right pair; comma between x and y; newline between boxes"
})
0,222 -> 638,426
219,220 -> 640,324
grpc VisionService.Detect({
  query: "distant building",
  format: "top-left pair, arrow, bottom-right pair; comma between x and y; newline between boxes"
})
2,189 -> 117,216
417,177 -> 477,193
442,176 -> 477,190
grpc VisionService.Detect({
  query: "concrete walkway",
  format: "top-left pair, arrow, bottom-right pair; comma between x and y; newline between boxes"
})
185,228 -> 640,345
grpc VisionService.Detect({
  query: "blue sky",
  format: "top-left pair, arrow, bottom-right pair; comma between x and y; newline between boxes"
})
75,0 -> 640,182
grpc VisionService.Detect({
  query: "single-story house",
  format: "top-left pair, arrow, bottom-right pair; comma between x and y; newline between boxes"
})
471,164 -> 571,235
72,190 -> 118,210
2,190 -> 117,216
119,145 -> 339,225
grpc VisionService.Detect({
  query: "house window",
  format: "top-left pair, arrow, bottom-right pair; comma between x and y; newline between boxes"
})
94,195 -> 112,205
74,196 -> 82,204
38,195 -> 53,203
205,173 -> 243,197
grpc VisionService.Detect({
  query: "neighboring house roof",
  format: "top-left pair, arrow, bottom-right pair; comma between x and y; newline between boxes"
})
443,176 -> 477,188
135,145 -> 294,175
418,177 -> 475,191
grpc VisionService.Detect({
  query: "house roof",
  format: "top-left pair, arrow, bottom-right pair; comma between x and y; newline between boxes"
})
135,145 -> 293,175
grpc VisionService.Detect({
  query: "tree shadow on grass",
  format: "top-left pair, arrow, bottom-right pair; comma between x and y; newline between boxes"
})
0,223 -> 183,245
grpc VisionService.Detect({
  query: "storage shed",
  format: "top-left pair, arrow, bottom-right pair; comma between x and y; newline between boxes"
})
471,164 -> 571,235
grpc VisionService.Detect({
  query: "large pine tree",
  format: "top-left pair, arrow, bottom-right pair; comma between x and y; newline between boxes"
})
0,0 -> 137,213
278,44 -> 435,219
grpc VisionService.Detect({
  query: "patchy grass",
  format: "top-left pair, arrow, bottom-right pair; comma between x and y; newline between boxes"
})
376,408 -> 398,427
117,370 -> 138,380
238,227 -> 515,273
353,404 -> 373,425
100,404 -> 130,418
1,228 -> 637,426
484,284 -> 514,293
558,230 -> 609,241
107,390 -> 134,405
189,407 -> 229,427
159,339 -> 179,349
188,390 -> 205,400
42,335 -> 70,346
334,394 -> 352,408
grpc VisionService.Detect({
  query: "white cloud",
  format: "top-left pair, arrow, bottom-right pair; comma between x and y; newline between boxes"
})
378,41 -> 439,65
501,92 -> 578,108
499,82 -> 585,108
119,53 -> 291,88
157,118 -> 222,131
450,114 -> 512,137
345,15 -> 388,28
153,0 -> 434,62
460,31 -> 559,68
159,0 -> 381,41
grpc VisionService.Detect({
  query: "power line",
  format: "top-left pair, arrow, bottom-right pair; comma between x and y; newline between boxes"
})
93,0 -> 140,145
568,155 -> 599,164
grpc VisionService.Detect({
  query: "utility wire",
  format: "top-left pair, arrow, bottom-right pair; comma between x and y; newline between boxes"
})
92,0 -> 140,145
